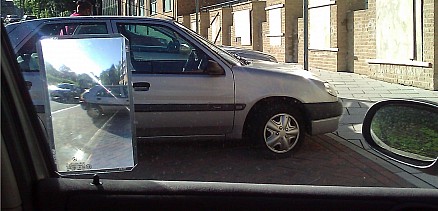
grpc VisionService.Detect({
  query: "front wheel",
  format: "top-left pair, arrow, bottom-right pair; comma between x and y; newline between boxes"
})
250,105 -> 305,158
87,105 -> 103,119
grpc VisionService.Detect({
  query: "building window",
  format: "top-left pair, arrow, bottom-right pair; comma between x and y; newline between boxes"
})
376,0 -> 421,61
309,0 -> 332,49
267,5 -> 283,46
139,0 -> 145,16
163,0 -> 172,12
233,9 -> 251,45
151,0 -> 157,15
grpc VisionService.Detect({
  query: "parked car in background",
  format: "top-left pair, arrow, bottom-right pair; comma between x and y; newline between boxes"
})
81,85 -> 129,118
4,15 -> 20,24
6,17 -> 342,157
220,45 -> 278,63
21,15 -> 37,21
49,83 -> 82,103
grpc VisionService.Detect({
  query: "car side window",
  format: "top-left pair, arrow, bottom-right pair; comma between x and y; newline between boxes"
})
117,23 -> 209,74
96,87 -> 126,98
16,23 -> 108,73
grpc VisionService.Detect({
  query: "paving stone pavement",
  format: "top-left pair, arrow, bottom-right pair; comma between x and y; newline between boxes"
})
310,68 -> 438,188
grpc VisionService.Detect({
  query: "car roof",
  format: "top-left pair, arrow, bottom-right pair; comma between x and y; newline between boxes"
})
17,16 -> 175,24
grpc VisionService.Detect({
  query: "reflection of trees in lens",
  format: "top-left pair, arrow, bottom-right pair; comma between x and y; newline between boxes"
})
45,63 -> 77,85
99,62 -> 122,85
371,106 -> 438,158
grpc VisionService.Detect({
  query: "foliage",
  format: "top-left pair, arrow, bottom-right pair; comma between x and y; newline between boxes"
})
371,106 -> 438,159
100,64 -> 121,85
13,0 -> 76,18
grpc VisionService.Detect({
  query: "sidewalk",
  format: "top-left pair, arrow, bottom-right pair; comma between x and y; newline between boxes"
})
309,68 -> 438,188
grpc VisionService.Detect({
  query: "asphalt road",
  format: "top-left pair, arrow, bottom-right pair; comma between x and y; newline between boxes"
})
49,101 -> 134,172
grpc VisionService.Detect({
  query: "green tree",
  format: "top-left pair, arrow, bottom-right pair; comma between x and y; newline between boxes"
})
100,64 -> 120,85
14,0 -> 76,17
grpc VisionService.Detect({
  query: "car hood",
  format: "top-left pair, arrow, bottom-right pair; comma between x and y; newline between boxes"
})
237,61 -> 322,82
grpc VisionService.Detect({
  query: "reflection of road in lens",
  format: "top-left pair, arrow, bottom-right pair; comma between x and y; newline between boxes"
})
51,103 -> 134,172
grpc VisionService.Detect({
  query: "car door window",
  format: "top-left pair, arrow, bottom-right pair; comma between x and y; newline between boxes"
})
117,23 -> 209,74
97,86 -> 127,98
16,23 -> 108,73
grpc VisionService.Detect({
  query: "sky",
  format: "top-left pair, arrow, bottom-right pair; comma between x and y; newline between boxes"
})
40,37 -> 124,77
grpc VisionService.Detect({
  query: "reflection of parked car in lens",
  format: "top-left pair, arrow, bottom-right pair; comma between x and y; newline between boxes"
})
21,15 -> 37,21
49,83 -> 81,103
81,85 -> 129,118
4,15 -> 20,24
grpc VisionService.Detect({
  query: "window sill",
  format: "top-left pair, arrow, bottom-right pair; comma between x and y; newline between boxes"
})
309,0 -> 336,9
366,59 -> 432,68
309,48 -> 339,52
265,4 -> 284,11
266,33 -> 284,37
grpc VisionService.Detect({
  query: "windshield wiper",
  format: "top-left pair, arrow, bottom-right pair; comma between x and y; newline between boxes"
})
233,53 -> 251,65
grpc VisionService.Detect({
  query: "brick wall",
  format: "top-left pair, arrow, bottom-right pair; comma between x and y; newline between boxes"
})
179,0 -> 228,15
207,7 -> 232,46
262,1 -> 286,62
352,0 -> 376,76
353,0 -> 436,90
190,12 -> 210,37
177,15 -> 191,28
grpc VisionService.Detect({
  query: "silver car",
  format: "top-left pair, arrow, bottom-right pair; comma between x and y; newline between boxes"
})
6,17 -> 342,156
81,85 -> 129,118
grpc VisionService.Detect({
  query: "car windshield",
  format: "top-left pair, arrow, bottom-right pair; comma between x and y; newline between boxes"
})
4,0 -> 438,191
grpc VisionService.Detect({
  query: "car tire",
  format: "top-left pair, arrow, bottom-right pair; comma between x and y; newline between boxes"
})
87,105 -> 103,119
250,104 -> 305,159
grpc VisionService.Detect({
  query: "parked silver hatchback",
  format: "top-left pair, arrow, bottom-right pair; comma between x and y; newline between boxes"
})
6,17 -> 342,157
81,85 -> 129,118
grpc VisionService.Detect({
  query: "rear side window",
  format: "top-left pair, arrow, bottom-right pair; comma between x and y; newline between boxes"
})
16,23 -> 108,73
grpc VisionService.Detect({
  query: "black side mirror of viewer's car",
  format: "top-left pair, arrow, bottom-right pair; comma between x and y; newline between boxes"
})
362,99 -> 438,174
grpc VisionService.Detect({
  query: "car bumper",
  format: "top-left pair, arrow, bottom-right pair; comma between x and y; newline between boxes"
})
303,100 -> 343,135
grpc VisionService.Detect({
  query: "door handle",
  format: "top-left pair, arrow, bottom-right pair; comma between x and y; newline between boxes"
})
97,97 -> 101,100
133,82 -> 150,91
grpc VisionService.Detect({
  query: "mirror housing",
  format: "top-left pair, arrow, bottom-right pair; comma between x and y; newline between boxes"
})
205,60 -> 225,75
362,99 -> 438,174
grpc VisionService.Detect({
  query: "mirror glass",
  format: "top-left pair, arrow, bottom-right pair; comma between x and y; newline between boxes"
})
38,35 -> 136,173
370,104 -> 438,161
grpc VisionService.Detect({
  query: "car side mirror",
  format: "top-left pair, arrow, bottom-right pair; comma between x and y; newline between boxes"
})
37,34 -> 136,175
205,60 -> 225,75
362,99 -> 438,174
180,43 -> 191,55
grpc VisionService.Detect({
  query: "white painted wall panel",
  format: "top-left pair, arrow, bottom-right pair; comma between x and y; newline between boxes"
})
376,0 -> 414,60
269,8 -> 282,46
309,6 -> 330,49
233,9 -> 251,45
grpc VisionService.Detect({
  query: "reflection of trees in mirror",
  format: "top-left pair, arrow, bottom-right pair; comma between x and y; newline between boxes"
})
99,62 -> 122,85
46,63 -> 76,85
371,106 -> 438,159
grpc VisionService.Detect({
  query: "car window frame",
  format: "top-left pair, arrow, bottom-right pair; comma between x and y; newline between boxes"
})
116,22 -> 213,75
111,19 -> 232,76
